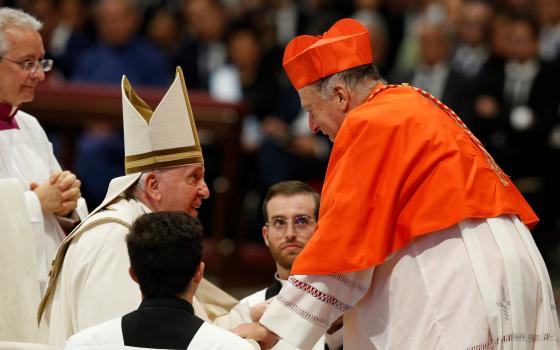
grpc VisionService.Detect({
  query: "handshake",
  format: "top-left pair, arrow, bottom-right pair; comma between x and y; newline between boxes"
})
30,170 -> 82,217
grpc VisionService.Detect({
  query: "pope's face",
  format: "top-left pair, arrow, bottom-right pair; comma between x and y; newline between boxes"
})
155,164 -> 210,217
299,85 -> 345,142
0,27 -> 46,107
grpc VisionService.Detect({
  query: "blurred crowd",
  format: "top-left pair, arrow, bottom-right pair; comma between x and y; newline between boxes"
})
2,0 -> 559,265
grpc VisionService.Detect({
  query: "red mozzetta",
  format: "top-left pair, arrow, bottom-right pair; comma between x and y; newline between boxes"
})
292,84 -> 538,275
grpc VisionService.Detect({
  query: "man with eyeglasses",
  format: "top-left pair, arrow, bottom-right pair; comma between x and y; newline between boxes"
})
235,181 -> 342,350
0,7 -> 87,294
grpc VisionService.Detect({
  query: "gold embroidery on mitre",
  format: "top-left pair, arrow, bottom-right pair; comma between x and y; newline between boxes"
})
124,146 -> 203,174
121,67 -> 205,175
126,157 -> 204,174
177,67 -> 201,147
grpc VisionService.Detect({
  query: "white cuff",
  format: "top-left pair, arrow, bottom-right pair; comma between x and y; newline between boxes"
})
24,190 -> 44,223
260,299 -> 326,350
75,197 -> 89,221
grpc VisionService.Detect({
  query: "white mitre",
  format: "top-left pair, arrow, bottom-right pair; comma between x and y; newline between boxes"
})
91,67 -> 203,216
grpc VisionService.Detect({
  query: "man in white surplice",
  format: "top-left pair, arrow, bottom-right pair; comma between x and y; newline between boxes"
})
233,18 -> 560,350
0,7 -> 87,294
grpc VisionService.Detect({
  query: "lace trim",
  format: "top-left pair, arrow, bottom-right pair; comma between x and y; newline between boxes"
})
277,295 -> 330,327
289,276 -> 352,312
466,333 -> 558,350
328,273 -> 368,294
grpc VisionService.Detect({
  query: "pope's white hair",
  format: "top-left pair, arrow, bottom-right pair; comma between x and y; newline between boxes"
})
0,8 -> 42,56
135,171 -> 155,191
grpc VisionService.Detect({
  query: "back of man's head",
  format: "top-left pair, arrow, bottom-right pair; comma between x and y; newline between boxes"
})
262,180 -> 320,221
0,8 -> 42,56
126,211 -> 203,297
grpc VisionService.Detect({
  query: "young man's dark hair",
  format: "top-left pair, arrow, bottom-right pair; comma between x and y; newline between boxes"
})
262,180 -> 320,222
126,211 -> 203,297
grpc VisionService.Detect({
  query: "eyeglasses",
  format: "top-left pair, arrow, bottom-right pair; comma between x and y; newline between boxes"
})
0,56 -> 53,73
266,215 -> 316,236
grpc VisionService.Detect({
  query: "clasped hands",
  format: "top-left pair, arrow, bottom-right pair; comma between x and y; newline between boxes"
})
30,170 -> 82,217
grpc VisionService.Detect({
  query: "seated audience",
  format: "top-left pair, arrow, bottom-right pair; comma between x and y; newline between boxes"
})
450,0 -> 494,79
390,16 -> 468,115
71,0 -> 169,86
173,0 -> 227,90
71,0 -> 171,208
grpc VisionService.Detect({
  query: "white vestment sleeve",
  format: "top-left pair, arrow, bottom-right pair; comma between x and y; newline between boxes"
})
23,190 -> 44,226
260,270 -> 373,350
64,317 -> 124,349
24,189 -> 49,289
74,197 -> 89,221
189,322 -> 259,350
0,178 -> 41,342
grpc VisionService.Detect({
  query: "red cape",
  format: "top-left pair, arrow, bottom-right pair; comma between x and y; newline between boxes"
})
292,84 -> 538,275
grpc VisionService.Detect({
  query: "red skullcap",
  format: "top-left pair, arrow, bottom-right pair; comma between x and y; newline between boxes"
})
283,18 -> 373,90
